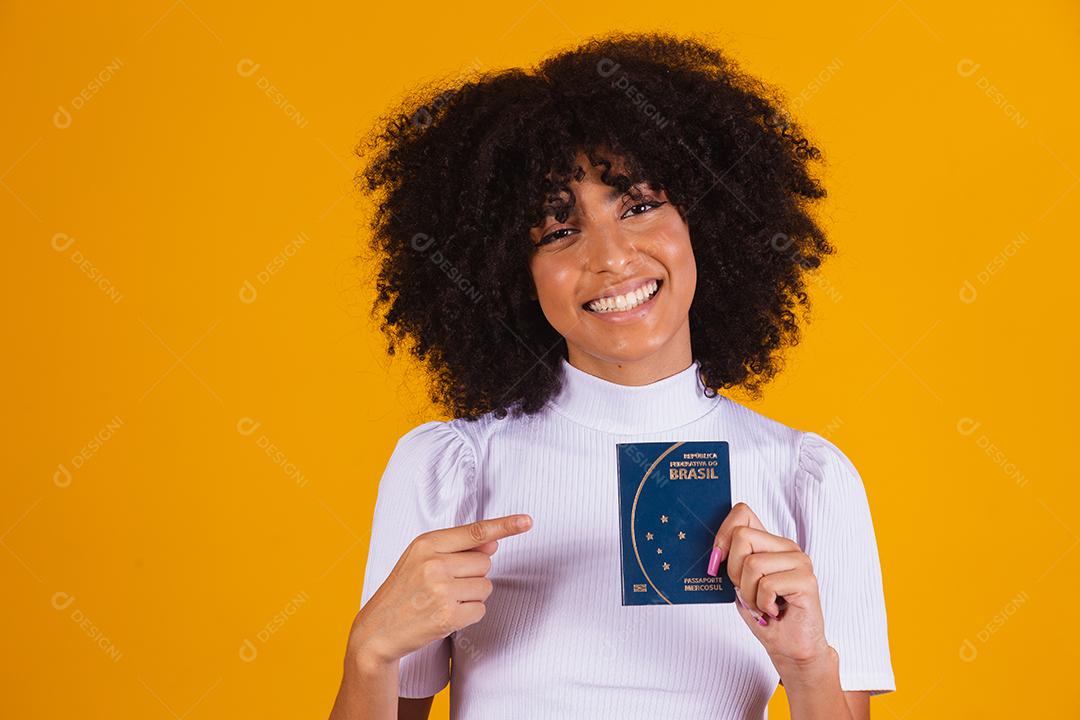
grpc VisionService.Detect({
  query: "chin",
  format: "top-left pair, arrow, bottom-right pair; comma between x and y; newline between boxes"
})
569,328 -> 672,359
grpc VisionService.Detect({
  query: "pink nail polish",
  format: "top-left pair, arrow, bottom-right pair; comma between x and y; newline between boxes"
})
735,586 -> 753,613
707,546 -> 722,576
735,586 -> 767,625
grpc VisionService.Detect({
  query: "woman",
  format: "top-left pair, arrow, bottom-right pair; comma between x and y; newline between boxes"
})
330,31 -> 895,719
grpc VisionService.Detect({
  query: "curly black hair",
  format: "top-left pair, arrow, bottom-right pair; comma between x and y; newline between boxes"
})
354,30 -> 833,421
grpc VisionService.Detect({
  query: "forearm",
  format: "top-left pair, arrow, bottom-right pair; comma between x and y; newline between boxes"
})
329,652 -> 399,720
773,646 -> 853,720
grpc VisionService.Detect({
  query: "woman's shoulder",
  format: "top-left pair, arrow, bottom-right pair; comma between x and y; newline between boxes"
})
712,397 -> 863,487
392,418 -> 476,463
391,403 -> 544,479
713,395 -> 804,453
378,420 -> 482,525
392,410 -> 509,464
795,430 -> 862,485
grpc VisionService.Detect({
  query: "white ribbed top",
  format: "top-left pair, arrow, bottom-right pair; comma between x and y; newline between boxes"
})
360,357 -> 896,718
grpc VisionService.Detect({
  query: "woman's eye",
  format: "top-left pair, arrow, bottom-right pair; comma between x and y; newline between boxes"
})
537,227 -> 576,246
535,200 -> 666,247
622,200 -> 666,218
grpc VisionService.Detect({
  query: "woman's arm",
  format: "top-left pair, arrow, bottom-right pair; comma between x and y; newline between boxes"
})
327,645 -> 434,720
774,646 -> 871,720
329,514 -> 532,720
843,691 -> 870,719
710,502 -> 888,720
328,646 -> 399,720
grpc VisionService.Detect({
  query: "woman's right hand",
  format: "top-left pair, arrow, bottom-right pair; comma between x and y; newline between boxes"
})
348,513 -> 534,666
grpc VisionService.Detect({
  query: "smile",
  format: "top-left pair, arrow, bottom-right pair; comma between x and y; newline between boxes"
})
583,278 -> 662,314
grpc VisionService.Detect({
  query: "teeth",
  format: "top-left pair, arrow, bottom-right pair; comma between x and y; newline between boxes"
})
586,280 -> 659,313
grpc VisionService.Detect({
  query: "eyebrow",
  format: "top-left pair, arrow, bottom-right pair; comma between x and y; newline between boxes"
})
606,181 -> 650,202
542,182 -> 651,217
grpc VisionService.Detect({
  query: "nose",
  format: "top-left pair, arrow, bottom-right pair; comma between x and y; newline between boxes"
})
584,220 -> 640,274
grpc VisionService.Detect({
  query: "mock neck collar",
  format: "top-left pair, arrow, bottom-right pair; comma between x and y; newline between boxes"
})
545,356 -> 723,434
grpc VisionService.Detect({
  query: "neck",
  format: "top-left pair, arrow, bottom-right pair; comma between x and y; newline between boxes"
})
565,323 -> 694,386
546,352 -> 722,435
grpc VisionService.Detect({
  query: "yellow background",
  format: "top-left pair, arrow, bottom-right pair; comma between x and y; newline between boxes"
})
4,1 -> 1077,717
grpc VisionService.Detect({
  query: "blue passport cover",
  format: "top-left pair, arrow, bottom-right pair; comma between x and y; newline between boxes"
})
616,441 -> 736,606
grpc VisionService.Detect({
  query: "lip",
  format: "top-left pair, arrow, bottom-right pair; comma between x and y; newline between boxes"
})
582,276 -> 662,306
582,278 -> 663,323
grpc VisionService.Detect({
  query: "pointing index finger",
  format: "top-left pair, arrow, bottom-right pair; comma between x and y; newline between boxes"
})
432,514 -> 533,553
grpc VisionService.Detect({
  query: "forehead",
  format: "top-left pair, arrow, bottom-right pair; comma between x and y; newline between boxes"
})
528,147 -> 660,230
540,150 -> 653,202
554,149 -> 632,184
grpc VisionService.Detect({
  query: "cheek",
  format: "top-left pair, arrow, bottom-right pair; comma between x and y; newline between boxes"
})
652,224 -> 697,290
530,260 -> 579,311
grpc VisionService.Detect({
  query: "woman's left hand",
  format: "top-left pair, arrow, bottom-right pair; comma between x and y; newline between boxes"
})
709,502 -> 834,675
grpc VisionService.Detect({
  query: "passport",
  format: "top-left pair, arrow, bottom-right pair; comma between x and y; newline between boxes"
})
616,441 -> 736,606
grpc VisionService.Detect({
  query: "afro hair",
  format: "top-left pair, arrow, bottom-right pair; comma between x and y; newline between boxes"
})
355,30 -> 833,421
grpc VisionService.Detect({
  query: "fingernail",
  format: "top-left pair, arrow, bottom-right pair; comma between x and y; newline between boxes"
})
707,546 -> 722,576
735,586 -> 768,625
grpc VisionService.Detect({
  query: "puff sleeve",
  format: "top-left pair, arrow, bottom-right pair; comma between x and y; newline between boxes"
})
794,431 -> 897,695
359,420 -> 478,698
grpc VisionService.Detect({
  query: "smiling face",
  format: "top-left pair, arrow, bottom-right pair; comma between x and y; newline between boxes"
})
527,150 -> 698,382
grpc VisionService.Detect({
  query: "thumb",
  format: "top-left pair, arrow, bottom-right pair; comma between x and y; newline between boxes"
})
707,502 -> 764,576
474,540 -> 499,555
